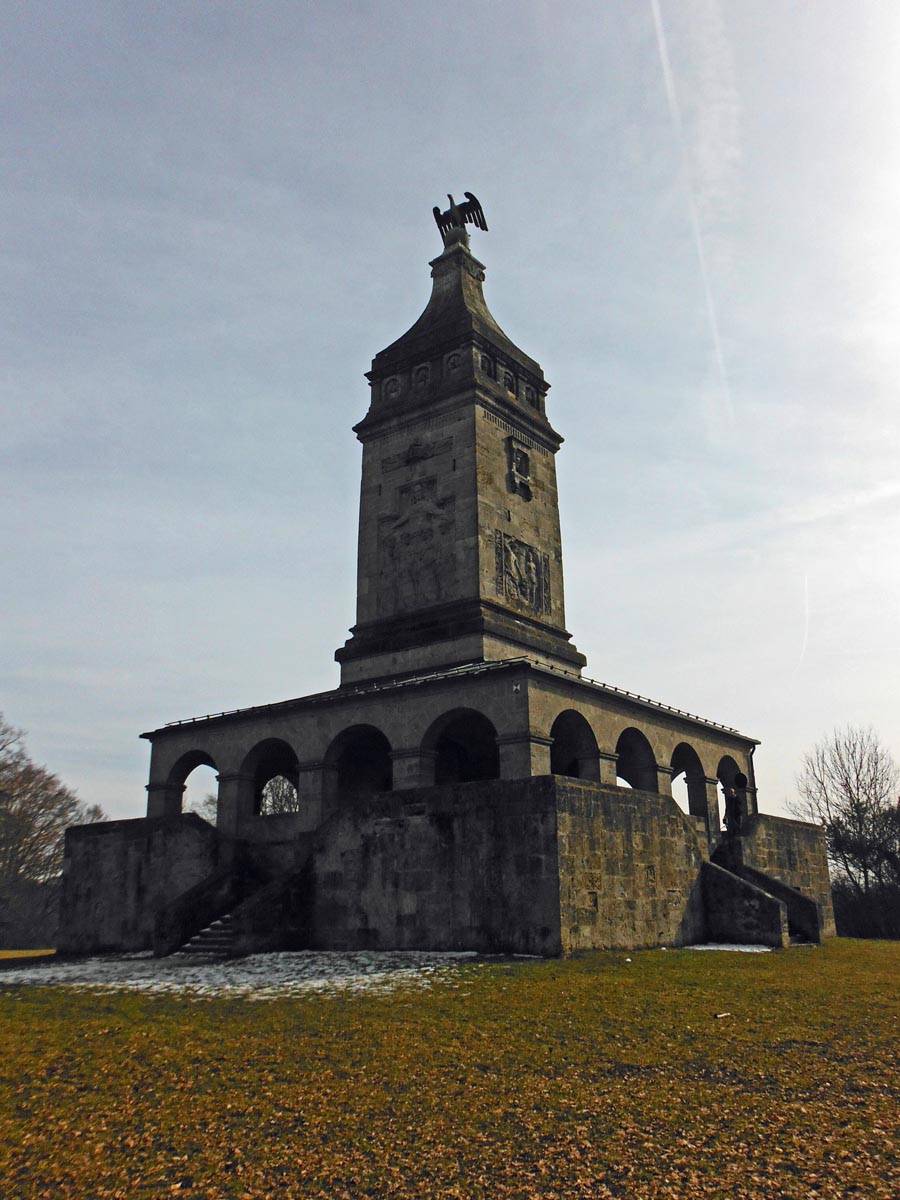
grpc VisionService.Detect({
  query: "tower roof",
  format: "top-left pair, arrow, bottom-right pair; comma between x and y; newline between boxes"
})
370,231 -> 543,383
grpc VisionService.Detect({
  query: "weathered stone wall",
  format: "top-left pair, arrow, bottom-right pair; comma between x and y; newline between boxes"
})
307,778 -> 713,955
555,783 -> 708,952
735,815 -> 836,937
308,778 -> 563,955
702,861 -> 789,948
57,815 -> 219,954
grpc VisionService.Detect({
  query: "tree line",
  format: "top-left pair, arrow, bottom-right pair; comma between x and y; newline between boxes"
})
792,725 -> 900,938
0,715 -> 105,948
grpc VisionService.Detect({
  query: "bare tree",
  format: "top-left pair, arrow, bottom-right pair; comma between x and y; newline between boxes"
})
0,715 -> 105,945
792,726 -> 900,898
260,774 -> 300,815
185,775 -> 300,824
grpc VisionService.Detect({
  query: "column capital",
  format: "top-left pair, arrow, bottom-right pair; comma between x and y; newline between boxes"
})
390,747 -> 437,762
495,733 -> 554,748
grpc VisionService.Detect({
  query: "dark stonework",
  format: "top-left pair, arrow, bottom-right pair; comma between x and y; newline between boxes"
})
379,479 -> 456,614
506,435 -> 532,500
58,200 -> 832,960
495,531 -> 551,616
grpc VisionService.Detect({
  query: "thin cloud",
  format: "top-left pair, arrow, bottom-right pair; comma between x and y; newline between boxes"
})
650,0 -> 741,431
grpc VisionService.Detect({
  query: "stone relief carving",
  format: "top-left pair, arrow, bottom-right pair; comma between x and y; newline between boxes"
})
382,436 -> 453,474
384,376 -> 401,400
494,531 -> 551,615
506,435 -> 532,500
380,477 -> 455,614
413,364 -> 430,390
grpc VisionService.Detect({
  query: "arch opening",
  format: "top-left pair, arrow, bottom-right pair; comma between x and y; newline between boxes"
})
550,710 -> 599,781
670,742 -> 709,820
717,754 -> 747,834
326,725 -> 393,801
425,709 -> 500,786
182,763 -> 219,823
614,728 -> 658,792
240,739 -> 301,816
167,750 -> 218,821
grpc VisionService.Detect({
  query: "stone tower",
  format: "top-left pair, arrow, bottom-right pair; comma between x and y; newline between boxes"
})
335,224 -> 586,685
57,194 -> 835,960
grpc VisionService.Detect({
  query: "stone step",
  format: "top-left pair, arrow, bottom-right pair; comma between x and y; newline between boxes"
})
177,913 -> 234,958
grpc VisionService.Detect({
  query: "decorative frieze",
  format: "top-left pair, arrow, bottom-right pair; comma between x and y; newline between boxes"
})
481,409 -> 549,455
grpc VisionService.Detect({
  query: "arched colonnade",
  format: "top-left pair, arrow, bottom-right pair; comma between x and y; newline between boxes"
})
147,705 -> 752,839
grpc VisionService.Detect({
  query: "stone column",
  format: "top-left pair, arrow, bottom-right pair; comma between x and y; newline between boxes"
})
146,781 -> 184,819
391,748 -> 437,790
215,771 -> 254,838
575,750 -> 602,785
655,765 -> 675,797
597,751 -> 619,786
296,760 -> 328,825
497,734 -> 553,779
701,776 -> 723,840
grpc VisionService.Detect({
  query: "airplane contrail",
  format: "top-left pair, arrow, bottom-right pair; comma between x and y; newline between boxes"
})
649,0 -> 734,427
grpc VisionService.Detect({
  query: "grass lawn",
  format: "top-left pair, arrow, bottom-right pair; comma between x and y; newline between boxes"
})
1,939 -> 898,1199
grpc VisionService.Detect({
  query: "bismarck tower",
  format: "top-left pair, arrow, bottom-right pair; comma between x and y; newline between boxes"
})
58,194 -> 834,958
337,194 -> 585,684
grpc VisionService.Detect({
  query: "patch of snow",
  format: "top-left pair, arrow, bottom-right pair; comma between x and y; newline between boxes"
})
687,943 -> 773,953
0,950 -> 480,999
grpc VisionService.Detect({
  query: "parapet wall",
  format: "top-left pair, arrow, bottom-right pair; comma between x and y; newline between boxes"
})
308,777 -> 563,955
555,783 -> 708,952
735,814 -> 835,938
57,815 -> 220,954
307,777 -> 711,954
56,782 -> 832,956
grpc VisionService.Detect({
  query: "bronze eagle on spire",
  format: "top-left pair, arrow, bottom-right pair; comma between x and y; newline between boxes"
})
433,192 -> 488,242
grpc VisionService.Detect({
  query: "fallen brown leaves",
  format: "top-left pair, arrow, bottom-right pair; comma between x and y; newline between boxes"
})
1,939 -> 899,1198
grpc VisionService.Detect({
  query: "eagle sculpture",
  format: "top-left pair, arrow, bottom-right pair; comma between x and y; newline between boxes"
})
433,192 -> 488,242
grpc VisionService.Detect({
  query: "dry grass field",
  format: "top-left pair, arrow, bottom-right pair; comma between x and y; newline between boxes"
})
1,939 -> 898,1199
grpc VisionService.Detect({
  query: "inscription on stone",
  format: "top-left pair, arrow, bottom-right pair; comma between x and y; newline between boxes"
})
494,531 -> 551,615
380,478 -> 455,614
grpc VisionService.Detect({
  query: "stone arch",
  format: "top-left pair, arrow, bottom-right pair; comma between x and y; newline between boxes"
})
717,753 -> 749,834
670,742 -> 710,820
324,725 -> 393,802
614,727 -> 658,792
423,708 -> 500,786
549,710 -> 600,782
716,754 -> 743,789
239,738 -> 300,816
166,748 -> 218,791
159,749 -> 219,820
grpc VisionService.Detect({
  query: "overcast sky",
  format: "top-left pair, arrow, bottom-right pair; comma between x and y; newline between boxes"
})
3,1 -> 899,820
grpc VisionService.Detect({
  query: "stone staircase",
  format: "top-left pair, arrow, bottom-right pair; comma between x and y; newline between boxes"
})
176,913 -> 234,958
